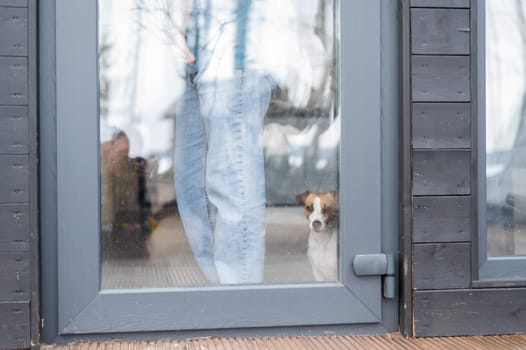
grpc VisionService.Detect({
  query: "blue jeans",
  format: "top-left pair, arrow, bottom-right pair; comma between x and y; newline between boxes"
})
174,70 -> 274,284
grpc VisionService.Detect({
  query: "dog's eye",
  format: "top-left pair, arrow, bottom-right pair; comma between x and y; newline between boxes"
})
306,205 -> 314,212
322,205 -> 333,214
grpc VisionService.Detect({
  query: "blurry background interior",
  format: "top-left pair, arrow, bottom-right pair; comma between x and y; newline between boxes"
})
98,0 -> 339,288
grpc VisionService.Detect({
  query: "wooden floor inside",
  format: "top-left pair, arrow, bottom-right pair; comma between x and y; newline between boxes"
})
43,333 -> 526,350
101,207 -> 316,288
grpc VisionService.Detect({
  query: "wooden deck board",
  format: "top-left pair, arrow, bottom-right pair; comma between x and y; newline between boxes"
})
42,334 -> 526,350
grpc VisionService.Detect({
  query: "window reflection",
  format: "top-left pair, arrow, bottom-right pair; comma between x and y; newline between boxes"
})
101,131 -> 155,259
99,0 -> 339,287
486,0 -> 526,257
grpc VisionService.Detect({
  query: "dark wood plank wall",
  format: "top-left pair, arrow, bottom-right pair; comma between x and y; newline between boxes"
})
0,0 -> 36,348
408,0 -> 472,336
409,0 -> 526,337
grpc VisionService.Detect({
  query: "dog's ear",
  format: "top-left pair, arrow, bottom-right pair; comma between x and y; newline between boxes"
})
329,190 -> 338,202
296,191 -> 310,204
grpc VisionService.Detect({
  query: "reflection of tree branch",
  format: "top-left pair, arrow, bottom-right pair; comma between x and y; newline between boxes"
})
133,0 -> 187,47
134,0 -> 206,64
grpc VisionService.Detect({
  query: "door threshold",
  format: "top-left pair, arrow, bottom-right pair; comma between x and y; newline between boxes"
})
42,333 -> 526,349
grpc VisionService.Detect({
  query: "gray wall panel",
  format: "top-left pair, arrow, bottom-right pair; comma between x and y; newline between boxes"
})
0,56 -> 28,105
413,243 -> 470,290
0,155 -> 29,203
414,289 -> 526,336
412,56 -> 470,102
413,196 -> 471,243
0,301 -> 30,349
0,252 -> 29,300
0,106 -> 28,154
0,7 -> 27,56
0,204 -> 29,252
411,8 -> 470,55
413,103 -> 470,149
413,150 -> 470,195
411,0 -> 470,7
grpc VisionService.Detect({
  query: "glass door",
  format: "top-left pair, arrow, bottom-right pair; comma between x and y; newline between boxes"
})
478,0 -> 526,281
98,0 -> 340,288
46,0 -> 397,335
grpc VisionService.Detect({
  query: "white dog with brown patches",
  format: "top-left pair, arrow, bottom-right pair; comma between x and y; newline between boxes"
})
296,190 -> 338,281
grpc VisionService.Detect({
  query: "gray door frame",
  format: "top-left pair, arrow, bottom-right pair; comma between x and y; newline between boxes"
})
40,0 -> 399,342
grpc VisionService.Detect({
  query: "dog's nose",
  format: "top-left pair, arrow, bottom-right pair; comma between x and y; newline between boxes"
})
312,220 -> 322,230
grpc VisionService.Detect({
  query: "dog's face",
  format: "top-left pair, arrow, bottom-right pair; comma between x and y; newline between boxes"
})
296,190 -> 338,232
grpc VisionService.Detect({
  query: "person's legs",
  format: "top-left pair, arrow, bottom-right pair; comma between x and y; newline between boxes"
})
199,71 -> 274,284
174,81 -> 219,284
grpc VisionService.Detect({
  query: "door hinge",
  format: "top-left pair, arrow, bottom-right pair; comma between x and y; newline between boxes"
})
352,253 -> 396,299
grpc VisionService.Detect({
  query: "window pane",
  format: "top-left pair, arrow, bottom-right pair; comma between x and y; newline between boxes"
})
486,0 -> 526,257
99,0 -> 340,287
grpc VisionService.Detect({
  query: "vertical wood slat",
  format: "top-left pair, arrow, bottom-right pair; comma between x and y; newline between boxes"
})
0,7 -> 28,56
0,204 -> 29,252
413,243 -> 471,290
0,56 -> 28,105
413,196 -> 471,243
0,155 -> 29,203
411,8 -> 470,55
410,0 -> 470,8
0,251 -> 30,300
0,106 -> 28,154
413,150 -> 470,195
28,0 -> 40,346
412,103 -> 470,149
399,0 -> 413,337
405,0 -> 416,337
409,0 -> 477,339
0,1 -> 32,350
412,56 -> 470,102
0,301 -> 30,349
